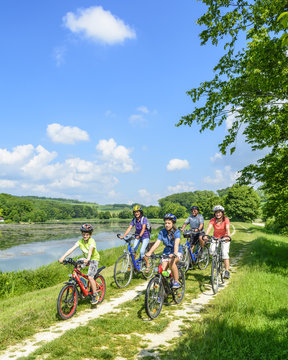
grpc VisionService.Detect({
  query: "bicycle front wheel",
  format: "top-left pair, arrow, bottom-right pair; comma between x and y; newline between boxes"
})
219,258 -> 225,284
142,256 -> 155,279
114,254 -> 133,288
211,257 -> 219,294
173,269 -> 185,304
94,274 -> 106,304
183,246 -> 191,273
57,284 -> 78,320
145,276 -> 164,319
197,245 -> 209,270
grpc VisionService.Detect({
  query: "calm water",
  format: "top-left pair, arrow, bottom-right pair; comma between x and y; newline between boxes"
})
0,222 -> 128,273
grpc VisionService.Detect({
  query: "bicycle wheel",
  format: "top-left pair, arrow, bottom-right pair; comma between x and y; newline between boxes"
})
114,254 -> 133,288
183,246 -> 191,273
57,284 -> 78,320
197,245 -> 209,270
211,257 -> 219,294
173,269 -> 185,304
219,257 -> 225,284
142,256 -> 155,279
94,274 -> 106,304
145,276 -> 164,319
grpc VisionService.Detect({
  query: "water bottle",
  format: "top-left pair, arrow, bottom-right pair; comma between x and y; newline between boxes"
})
80,276 -> 87,287
162,269 -> 171,277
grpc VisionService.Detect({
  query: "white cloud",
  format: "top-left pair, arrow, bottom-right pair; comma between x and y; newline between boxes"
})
47,123 -> 89,144
63,6 -> 136,45
53,46 -> 66,67
166,159 -> 189,171
204,166 -> 240,186
138,189 -> 161,206
0,179 -> 17,188
137,106 -> 149,114
210,152 -> 222,162
129,114 -> 146,125
0,145 -> 34,165
96,138 -> 135,173
167,181 -> 195,194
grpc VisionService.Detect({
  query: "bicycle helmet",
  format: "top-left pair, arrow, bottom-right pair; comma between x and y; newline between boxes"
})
190,205 -> 199,211
213,205 -> 224,212
80,224 -> 94,233
133,205 -> 143,213
163,213 -> 177,223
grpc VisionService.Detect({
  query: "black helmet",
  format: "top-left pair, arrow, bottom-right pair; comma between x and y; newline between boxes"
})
80,224 -> 93,233
190,205 -> 199,211
163,213 -> 177,223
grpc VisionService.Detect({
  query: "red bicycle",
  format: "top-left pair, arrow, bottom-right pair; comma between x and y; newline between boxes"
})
57,258 -> 106,320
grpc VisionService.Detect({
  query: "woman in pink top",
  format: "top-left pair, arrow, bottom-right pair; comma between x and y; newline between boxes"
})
204,205 -> 231,279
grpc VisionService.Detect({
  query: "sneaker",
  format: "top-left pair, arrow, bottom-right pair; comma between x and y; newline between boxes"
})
224,270 -> 230,279
91,293 -> 99,305
172,281 -> 181,289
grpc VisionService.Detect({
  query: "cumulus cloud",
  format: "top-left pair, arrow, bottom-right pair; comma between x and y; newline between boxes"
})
138,189 -> 161,206
0,179 -> 17,188
0,145 -> 34,165
129,114 -> 145,125
204,166 -> 240,186
210,152 -> 222,162
63,6 -> 136,45
166,159 -> 189,171
167,181 -> 195,194
137,106 -> 149,114
47,123 -> 89,144
96,138 -> 134,173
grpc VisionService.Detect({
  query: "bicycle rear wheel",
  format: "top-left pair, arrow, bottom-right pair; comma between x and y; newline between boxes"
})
183,246 -> 191,273
57,284 -> 78,320
114,254 -> 133,288
211,257 -> 219,294
173,269 -> 185,304
145,276 -> 164,319
197,245 -> 209,270
142,256 -> 155,279
94,274 -> 106,304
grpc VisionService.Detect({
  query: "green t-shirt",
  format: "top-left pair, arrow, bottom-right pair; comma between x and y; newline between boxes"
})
77,237 -> 100,261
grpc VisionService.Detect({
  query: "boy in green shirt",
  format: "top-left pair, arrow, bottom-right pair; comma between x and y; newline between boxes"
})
59,224 -> 100,305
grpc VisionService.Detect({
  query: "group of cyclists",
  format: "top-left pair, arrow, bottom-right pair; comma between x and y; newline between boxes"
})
59,203 -> 231,304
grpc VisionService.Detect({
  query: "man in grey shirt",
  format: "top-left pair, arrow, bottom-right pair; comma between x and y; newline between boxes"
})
181,205 -> 205,245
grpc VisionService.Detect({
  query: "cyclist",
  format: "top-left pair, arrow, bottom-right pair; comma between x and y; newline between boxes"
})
120,205 -> 150,270
202,205 -> 231,279
59,224 -> 100,305
180,205 -> 205,250
146,213 -> 183,288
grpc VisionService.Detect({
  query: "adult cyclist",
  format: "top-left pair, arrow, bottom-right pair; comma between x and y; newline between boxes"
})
202,205 -> 231,279
146,214 -> 183,288
180,205 -> 205,250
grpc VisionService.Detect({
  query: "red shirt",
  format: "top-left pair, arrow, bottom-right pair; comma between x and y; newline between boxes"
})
209,217 -> 230,238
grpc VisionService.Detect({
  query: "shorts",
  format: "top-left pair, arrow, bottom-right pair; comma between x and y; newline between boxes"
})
161,252 -> 183,262
79,258 -> 99,277
190,231 -> 205,245
209,241 -> 230,260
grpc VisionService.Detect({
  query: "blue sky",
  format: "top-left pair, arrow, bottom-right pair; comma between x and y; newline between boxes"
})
0,0 -> 260,205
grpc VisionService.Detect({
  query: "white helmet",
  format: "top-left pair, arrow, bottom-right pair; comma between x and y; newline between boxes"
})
213,205 -> 224,212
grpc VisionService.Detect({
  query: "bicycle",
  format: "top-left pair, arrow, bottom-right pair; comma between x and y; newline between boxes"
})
114,234 -> 155,288
57,258 -> 106,320
182,229 -> 209,273
203,235 -> 231,294
145,254 -> 185,319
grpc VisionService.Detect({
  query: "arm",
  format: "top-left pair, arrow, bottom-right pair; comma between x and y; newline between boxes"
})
146,239 -> 161,257
138,224 -> 146,238
225,221 -> 231,237
121,225 -> 133,238
180,223 -> 187,231
205,222 -> 213,235
84,245 -> 95,264
173,237 -> 181,255
59,243 -> 79,263
198,222 -> 204,232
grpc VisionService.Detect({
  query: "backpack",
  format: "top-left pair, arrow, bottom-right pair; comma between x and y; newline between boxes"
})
133,216 -> 152,234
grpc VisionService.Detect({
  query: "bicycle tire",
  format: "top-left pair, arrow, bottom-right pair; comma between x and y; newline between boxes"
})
57,284 -> 78,320
142,256 -> 155,279
173,269 -> 185,304
197,245 -> 209,270
211,257 -> 219,294
219,257 -> 225,284
145,276 -> 164,319
94,274 -> 106,304
114,254 -> 133,288
183,246 -> 191,273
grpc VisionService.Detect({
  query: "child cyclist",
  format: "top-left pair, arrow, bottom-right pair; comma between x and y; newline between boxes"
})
59,224 -> 100,305
120,205 -> 150,270
146,213 -> 183,288
201,205 -> 231,279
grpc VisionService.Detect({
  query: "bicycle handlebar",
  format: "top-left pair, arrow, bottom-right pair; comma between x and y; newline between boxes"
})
62,258 -> 90,266
203,235 -> 231,243
117,233 -> 136,241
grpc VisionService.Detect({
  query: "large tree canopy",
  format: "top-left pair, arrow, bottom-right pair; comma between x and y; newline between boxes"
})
178,0 -> 288,232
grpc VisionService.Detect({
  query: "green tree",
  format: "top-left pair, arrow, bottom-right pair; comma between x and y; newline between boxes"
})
178,0 -> 288,232
224,184 -> 260,221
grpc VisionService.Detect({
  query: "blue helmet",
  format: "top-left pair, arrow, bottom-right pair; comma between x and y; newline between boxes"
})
163,213 -> 177,223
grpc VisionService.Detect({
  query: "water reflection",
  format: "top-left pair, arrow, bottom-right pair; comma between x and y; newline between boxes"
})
0,222 -> 128,273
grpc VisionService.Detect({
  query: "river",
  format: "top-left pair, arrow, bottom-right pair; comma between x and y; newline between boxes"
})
0,222 -> 128,273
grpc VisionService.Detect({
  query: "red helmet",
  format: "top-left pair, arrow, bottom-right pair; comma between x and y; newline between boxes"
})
80,224 -> 93,233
